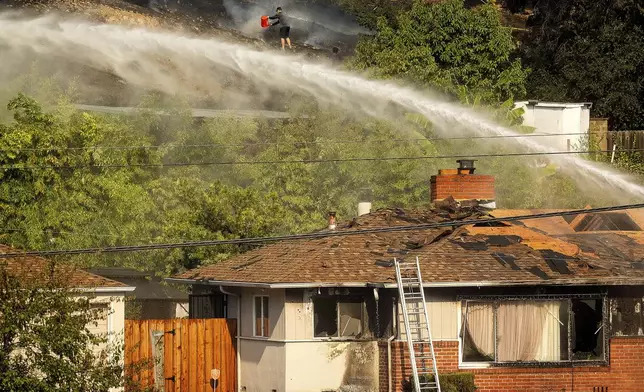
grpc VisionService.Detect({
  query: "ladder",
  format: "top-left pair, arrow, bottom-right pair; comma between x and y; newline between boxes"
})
394,256 -> 441,392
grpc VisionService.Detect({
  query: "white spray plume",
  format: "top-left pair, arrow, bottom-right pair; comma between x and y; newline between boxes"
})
0,12 -> 643,200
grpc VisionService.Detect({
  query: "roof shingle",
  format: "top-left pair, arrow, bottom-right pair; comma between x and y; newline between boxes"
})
174,206 -> 644,287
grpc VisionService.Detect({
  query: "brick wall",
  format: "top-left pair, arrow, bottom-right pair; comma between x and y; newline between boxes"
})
379,337 -> 644,392
430,172 -> 495,202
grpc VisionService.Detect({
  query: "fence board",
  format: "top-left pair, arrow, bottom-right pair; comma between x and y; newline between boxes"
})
125,319 -> 237,392
607,130 -> 644,155
173,318 -> 182,392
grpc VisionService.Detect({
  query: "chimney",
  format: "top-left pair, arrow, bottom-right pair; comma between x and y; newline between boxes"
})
358,188 -> 372,216
430,160 -> 496,206
328,211 -> 337,230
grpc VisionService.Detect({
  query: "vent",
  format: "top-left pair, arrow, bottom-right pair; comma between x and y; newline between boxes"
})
573,212 -> 640,232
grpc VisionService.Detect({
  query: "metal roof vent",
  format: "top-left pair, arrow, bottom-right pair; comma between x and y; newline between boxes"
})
456,159 -> 476,174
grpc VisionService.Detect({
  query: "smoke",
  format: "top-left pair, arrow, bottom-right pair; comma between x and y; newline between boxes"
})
0,12 -> 642,203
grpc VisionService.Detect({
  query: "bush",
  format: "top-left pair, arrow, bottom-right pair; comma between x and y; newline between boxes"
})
403,372 -> 476,392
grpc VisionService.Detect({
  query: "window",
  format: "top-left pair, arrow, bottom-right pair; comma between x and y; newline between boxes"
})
254,296 -> 269,337
313,297 -> 366,338
460,297 -> 605,365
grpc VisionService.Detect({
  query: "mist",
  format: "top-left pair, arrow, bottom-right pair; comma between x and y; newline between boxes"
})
0,11 -> 642,206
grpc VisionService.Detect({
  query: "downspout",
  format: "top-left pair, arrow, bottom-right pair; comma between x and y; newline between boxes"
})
388,293 -> 398,392
374,287 -> 396,392
219,286 -> 241,392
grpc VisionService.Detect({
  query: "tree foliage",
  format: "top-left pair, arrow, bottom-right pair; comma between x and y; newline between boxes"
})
522,0 -> 644,129
0,262 -> 122,392
348,0 -> 528,105
0,84 -> 613,274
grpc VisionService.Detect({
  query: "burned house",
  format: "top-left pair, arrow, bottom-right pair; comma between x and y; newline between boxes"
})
169,162 -> 644,392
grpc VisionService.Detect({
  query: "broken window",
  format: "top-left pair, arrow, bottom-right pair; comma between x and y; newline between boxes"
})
314,297 -> 338,337
314,297 -> 367,338
571,299 -> 603,360
461,297 -> 604,364
610,297 -> 644,336
254,296 -> 269,337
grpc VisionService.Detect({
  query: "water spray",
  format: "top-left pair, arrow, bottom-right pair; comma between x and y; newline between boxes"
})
0,12 -> 643,199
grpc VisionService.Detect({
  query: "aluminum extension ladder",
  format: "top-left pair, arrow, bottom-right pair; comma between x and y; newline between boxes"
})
394,257 -> 441,392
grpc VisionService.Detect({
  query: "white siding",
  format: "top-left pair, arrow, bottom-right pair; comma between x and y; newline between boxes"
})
398,293 -> 459,341
240,288 -> 286,340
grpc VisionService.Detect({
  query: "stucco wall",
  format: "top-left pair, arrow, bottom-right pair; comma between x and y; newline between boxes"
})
239,339 -> 286,392
285,341 -> 379,392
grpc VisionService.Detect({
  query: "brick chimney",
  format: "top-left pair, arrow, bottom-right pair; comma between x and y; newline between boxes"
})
430,160 -> 495,204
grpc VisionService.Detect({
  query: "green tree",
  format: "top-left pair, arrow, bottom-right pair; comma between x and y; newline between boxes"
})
0,261 -> 122,391
522,0 -> 644,130
348,0 -> 528,104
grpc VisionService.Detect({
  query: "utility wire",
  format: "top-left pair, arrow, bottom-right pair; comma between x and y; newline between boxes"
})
2,203 -> 642,258
0,131 -> 608,153
0,148 -> 635,171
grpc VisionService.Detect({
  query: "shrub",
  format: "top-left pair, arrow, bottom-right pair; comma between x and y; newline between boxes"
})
403,372 -> 477,392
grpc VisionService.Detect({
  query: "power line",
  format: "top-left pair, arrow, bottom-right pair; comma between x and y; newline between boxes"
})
0,131 -> 605,153
2,203 -> 642,258
0,148 -> 634,171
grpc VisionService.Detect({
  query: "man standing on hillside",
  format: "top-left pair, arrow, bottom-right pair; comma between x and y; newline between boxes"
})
269,7 -> 292,51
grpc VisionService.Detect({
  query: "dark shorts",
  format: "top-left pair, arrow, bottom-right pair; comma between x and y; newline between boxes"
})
279,26 -> 290,38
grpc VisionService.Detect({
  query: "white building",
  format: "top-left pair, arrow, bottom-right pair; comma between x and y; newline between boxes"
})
514,100 -> 592,151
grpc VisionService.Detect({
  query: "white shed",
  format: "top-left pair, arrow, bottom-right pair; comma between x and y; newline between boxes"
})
514,100 -> 592,151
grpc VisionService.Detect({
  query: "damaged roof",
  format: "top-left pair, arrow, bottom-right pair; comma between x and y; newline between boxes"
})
173,201 -> 644,287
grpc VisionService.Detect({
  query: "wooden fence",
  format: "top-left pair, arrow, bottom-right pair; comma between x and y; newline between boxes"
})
607,130 -> 644,155
125,319 -> 237,392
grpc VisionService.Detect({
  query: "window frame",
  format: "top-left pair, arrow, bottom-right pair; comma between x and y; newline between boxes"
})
312,296 -> 367,340
457,294 -> 609,368
253,295 -> 270,338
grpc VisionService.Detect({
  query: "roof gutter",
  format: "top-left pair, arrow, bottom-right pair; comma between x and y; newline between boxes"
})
166,278 -> 387,289
168,278 -> 644,289
76,286 -> 137,293
383,279 -> 644,288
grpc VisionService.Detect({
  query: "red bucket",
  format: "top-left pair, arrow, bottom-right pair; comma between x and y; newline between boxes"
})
260,15 -> 269,28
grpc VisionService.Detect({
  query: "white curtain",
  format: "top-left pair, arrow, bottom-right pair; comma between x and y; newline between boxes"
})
463,302 -> 495,361
497,301 -> 564,362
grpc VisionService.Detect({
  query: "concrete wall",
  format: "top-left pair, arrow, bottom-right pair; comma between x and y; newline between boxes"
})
239,339 -> 286,392
285,341 -> 379,392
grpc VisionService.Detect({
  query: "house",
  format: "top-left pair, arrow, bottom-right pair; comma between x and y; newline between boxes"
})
0,245 -> 135,351
88,267 -> 188,319
168,161 -> 644,392
514,100 -> 592,151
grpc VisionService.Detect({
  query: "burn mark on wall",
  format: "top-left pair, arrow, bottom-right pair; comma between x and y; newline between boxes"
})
610,297 -> 644,336
339,342 -> 379,392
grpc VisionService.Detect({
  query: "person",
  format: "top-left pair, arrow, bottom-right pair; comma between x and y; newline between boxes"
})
269,7 -> 292,50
